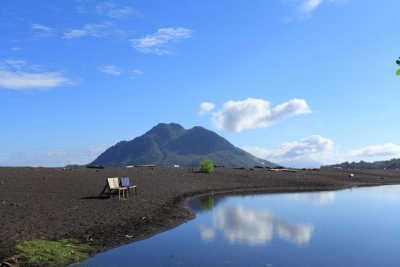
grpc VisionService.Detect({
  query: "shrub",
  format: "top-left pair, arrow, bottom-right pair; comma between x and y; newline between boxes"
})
199,158 -> 214,174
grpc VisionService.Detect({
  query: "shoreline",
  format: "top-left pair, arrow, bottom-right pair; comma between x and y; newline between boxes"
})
1,167 -> 399,264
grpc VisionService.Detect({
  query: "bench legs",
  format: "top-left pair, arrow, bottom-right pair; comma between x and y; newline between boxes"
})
118,188 -> 127,200
127,186 -> 137,196
108,187 -> 135,199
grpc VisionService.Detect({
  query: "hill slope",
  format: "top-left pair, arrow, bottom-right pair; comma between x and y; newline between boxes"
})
321,158 -> 400,169
90,123 -> 278,168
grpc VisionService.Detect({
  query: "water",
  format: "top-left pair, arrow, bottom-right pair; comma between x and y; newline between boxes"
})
74,185 -> 400,267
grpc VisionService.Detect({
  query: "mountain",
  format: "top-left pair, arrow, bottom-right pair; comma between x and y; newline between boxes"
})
321,158 -> 400,170
89,123 -> 278,168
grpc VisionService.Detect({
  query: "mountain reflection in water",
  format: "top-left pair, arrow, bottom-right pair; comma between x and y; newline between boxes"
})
198,205 -> 313,245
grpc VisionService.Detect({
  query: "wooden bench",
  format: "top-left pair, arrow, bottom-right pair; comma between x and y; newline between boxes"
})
100,177 -> 127,200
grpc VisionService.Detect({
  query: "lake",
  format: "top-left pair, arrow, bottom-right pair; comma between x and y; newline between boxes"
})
74,185 -> 400,266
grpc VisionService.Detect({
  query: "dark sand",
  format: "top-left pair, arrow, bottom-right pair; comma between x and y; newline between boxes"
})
1,166 -> 399,262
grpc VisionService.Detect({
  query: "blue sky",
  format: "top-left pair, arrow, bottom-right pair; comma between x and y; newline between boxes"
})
1,0 -> 399,168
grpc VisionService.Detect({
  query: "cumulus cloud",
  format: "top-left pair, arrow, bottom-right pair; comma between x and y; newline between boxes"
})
131,27 -> 193,55
0,60 -> 73,90
211,98 -> 311,132
198,102 -> 216,115
63,22 -> 123,39
242,135 -> 337,167
0,146 -> 108,167
347,143 -> 400,158
243,137 -> 400,167
99,64 -> 121,75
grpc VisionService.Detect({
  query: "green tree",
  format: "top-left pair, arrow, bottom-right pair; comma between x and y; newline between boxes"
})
199,158 -> 214,173
396,58 -> 400,75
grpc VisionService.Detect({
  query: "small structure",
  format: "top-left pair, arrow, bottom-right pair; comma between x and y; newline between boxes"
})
87,165 -> 105,169
121,177 -> 138,196
100,177 -> 127,200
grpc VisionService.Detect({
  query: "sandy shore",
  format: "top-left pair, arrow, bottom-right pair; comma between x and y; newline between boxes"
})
1,166 -> 399,262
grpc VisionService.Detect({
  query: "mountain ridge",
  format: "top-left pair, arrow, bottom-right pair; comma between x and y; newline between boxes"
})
321,158 -> 400,170
90,122 -> 278,168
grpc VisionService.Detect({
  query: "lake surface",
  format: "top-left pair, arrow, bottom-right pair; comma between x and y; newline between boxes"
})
74,185 -> 400,267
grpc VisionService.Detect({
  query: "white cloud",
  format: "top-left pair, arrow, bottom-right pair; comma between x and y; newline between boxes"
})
63,22 -> 123,39
347,143 -> 400,158
31,24 -> 49,30
31,24 -> 53,32
300,0 -> 323,15
0,59 -> 73,90
77,2 -> 140,19
131,27 -> 193,55
63,29 -> 87,39
95,2 -> 116,14
0,146 -> 108,167
4,59 -> 27,69
132,69 -> 142,75
98,65 -> 143,79
95,2 -> 140,19
99,64 -> 121,75
242,135 -> 337,167
243,137 -> 400,168
30,24 -> 55,38
211,98 -> 311,132
198,102 -> 216,115
0,71 -> 70,90
130,69 -> 142,79
284,0 -> 347,19
108,7 -> 139,19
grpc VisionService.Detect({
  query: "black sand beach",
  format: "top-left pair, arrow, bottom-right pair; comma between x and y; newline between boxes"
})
1,166 -> 399,263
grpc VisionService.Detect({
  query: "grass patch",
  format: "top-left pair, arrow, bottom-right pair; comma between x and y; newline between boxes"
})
8,239 -> 94,267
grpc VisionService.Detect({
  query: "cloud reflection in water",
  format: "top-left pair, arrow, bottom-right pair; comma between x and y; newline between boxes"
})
199,206 -> 313,246
284,191 -> 336,206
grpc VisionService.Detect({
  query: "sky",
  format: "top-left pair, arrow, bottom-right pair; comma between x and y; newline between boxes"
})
1,0 -> 400,168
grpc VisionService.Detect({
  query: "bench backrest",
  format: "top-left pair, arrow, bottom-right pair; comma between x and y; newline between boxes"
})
107,177 -> 120,189
121,177 -> 131,187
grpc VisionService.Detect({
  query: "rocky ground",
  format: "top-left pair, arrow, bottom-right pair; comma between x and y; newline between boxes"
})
1,166 -> 399,262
